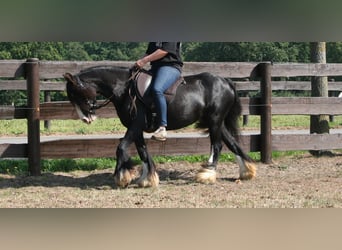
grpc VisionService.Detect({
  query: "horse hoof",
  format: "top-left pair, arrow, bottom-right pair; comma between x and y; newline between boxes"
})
196,167 -> 217,184
137,172 -> 160,188
114,169 -> 133,188
239,161 -> 257,180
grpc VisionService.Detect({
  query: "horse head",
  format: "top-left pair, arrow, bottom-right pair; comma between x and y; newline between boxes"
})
64,72 -> 98,124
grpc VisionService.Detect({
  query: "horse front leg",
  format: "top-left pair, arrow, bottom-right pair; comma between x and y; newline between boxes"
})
135,133 -> 159,188
113,130 -> 136,188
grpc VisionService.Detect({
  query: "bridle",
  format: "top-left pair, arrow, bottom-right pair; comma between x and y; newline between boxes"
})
87,94 -> 114,114
80,65 -> 139,115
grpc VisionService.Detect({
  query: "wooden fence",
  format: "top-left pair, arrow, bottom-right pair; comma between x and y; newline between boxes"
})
2,59 -> 342,175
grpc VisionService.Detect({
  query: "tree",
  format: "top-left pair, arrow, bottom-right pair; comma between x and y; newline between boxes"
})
182,42 -> 310,62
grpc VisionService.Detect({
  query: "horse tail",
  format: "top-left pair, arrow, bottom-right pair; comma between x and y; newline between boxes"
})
223,78 -> 253,162
224,78 -> 242,140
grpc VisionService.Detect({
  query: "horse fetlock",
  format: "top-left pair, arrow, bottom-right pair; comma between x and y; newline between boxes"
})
137,172 -> 159,188
196,167 -> 217,184
239,160 -> 257,180
114,168 -> 134,188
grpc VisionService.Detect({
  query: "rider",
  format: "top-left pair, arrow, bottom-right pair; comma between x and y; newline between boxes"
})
135,42 -> 183,141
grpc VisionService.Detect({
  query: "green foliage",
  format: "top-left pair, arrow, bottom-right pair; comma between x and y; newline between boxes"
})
0,90 -> 27,106
0,42 -> 146,61
0,160 -> 28,175
327,42 -> 342,62
1,41 -> 341,63
183,42 -> 310,62
0,41 -> 318,62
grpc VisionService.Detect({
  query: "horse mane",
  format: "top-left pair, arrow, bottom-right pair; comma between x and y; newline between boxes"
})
77,65 -> 131,99
79,65 -> 130,75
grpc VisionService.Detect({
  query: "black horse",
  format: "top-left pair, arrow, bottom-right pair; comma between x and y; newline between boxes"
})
64,66 -> 256,188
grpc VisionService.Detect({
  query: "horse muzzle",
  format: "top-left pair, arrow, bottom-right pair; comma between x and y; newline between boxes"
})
75,105 -> 97,124
82,114 -> 97,124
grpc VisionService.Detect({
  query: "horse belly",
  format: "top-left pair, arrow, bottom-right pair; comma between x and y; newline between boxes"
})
166,114 -> 199,130
167,99 -> 203,130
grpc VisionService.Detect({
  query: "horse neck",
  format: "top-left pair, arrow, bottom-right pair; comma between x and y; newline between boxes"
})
80,67 -> 133,128
80,67 -> 130,100
92,69 -> 132,126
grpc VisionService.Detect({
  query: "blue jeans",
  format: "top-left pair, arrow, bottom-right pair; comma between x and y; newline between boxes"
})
150,66 -> 181,127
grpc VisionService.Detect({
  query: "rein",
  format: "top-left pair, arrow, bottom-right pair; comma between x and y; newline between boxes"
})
127,65 -> 144,118
91,94 -> 114,111
88,65 -> 141,115
128,65 -> 141,81
93,66 -> 139,111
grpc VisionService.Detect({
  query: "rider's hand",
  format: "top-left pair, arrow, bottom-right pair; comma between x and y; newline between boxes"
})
136,58 -> 148,68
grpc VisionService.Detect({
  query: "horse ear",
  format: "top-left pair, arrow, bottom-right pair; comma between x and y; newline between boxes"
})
64,73 -> 77,85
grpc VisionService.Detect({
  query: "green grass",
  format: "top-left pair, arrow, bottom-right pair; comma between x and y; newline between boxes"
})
241,115 -> 342,130
1,115 -> 342,136
0,118 -> 126,136
0,158 -> 116,175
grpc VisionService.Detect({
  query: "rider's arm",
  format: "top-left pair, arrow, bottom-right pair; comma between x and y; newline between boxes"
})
136,49 -> 168,68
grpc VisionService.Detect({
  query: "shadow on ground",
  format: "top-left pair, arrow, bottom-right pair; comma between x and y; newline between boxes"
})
0,166 -> 211,189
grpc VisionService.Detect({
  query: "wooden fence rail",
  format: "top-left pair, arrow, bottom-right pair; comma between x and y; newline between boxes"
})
2,60 -> 342,175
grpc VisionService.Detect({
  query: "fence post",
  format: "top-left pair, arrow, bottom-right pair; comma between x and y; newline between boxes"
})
25,58 -> 41,175
259,62 -> 272,164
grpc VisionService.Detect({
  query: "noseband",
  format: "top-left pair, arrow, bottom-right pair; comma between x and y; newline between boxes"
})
87,95 -> 114,114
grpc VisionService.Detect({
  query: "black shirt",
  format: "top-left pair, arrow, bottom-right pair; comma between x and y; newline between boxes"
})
146,42 -> 183,72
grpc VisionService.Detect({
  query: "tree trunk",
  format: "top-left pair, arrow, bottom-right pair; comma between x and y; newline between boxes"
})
310,42 -> 331,156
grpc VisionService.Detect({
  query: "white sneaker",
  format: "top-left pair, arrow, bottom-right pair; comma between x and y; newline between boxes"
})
151,127 -> 167,141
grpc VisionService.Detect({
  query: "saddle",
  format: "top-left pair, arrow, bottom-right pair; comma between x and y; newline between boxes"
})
133,69 -> 185,104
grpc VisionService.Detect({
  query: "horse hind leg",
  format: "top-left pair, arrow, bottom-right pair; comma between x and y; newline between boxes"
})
195,128 -> 222,184
221,127 -> 257,180
236,156 -> 257,180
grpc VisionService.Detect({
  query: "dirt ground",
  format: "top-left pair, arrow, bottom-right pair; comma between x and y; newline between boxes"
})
0,152 -> 341,208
